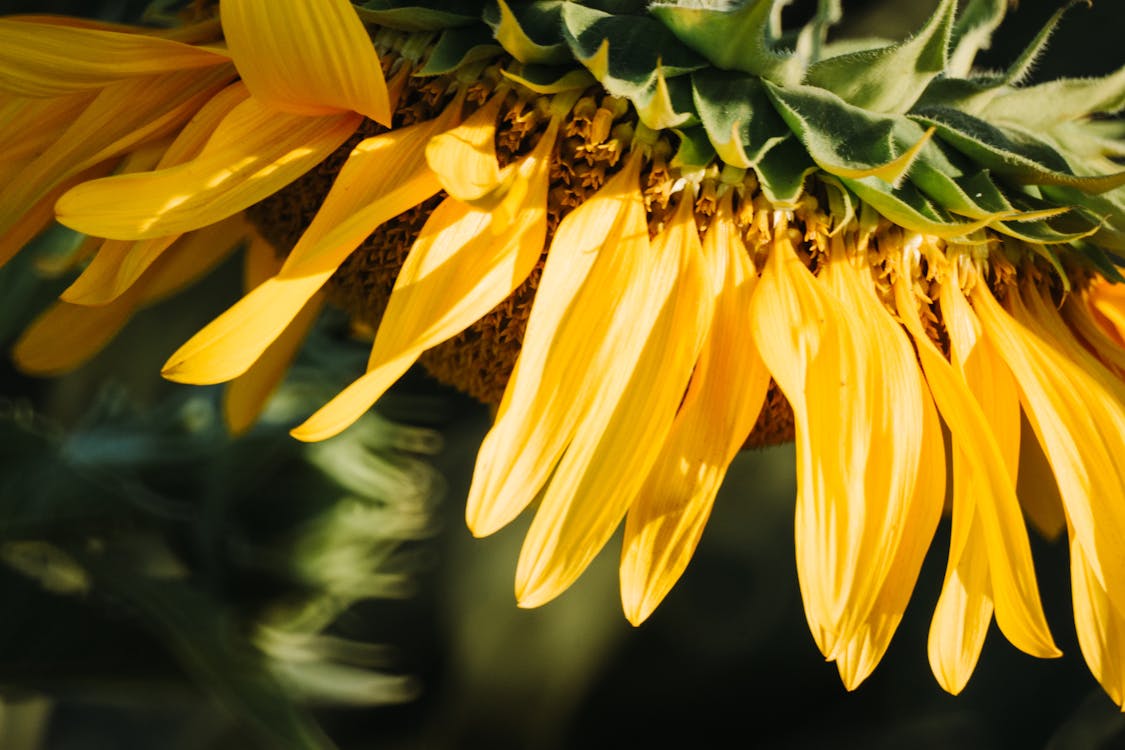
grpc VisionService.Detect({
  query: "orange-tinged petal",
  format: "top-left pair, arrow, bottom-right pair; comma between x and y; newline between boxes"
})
291,120 -> 557,442
619,190 -> 769,625
1087,279 -> 1125,347
1070,530 -> 1125,707
221,0 -> 390,124
1066,289 -> 1125,377
12,214 -> 247,375
0,159 -> 117,270
465,153 -> 645,538
160,98 -> 463,385
974,280 -> 1125,623
224,237 -> 325,435
0,65 -> 234,246
12,292 -> 141,376
0,19 -> 230,97
57,96 -> 359,241
835,385 -> 945,690
61,84 -> 252,304
515,191 -> 711,608
0,94 -> 95,164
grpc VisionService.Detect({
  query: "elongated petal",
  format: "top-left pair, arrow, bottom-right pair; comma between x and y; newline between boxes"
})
974,281 -> 1125,623
224,238 -> 325,435
0,65 -> 234,246
161,99 -> 462,384
221,0 -> 389,124
0,160 -> 116,270
835,384 -> 944,690
12,291 -> 141,376
619,190 -> 769,625
57,96 -> 358,241
12,215 -> 246,375
291,121 -> 557,442
465,153 -> 645,538
1066,290 -> 1125,377
60,84 -> 252,304
1070,530 -> 1125,707
0,94 -> 95,163
515,192 -> 711,608
895,267 -> 1057,666
928,499 -> 994,695
0,19 -> 229,97
823,246 -> 929,657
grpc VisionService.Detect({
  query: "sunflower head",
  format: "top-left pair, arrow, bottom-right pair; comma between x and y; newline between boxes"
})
4,0 -> 1125,709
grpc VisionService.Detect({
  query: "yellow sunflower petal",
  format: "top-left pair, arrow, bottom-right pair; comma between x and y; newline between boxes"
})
465,153 -> 644,538
515,191 -> 711,608
0,94 -> 95,163
57,96 -> 359,241
0,160 -> 116,269
974,280 -> 1125,623
619,189 -> 769,626
137,214 -> 250,305
1070,530 -> 1125,707
60,84 -> 252,304
895,271 -> 1057,664
224,237 -> 325,435
0,19 -> 229,98
424,91 -> 506,202
1065,290 -> 1125,377
161,98 -> 462,384
12,292 -> 141,376
221,0 -> 390,124
0,65 -> 234,250
1087,279 -> 1125,347
290,120 -> 556,442
835,384 -> 945,690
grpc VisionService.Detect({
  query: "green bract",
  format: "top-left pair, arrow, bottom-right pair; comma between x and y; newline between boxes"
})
366,0 -> 1125,278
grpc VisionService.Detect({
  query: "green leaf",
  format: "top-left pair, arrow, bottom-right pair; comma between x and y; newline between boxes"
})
670,124 -> 716,171
692,70 -> 790,169
842,176 -> 996,238
947,0 -> 1008,77
358,1 -> 481,31
1001,0 -> 1085,86
416,26 -> 502,75
648,0 -> 801,84
804,0 -> 955,113
980,68 -> 1125,130
754,136 -> 817,208
764,82 -> 933,185
560,2 -> 704,124
483,0 -> 570,65
913,106 -> 1125,194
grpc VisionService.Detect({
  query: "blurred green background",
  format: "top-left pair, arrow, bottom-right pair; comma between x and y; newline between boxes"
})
1,1 -> 1124,748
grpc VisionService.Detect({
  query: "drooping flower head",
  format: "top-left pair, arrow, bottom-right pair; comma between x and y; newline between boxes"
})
4,0 -> 1125,704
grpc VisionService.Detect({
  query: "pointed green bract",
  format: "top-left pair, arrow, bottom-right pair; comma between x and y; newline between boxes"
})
805,0 -> 955,113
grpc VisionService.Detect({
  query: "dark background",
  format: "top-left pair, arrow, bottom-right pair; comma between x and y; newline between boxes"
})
0,1 -> 1123,749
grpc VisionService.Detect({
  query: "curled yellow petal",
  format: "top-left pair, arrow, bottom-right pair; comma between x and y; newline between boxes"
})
221,0 -> 390,124
619,189 -> 769,625
161,98 -> 461,385
0,65 -> 234,248
424,91 -> 507,203
291,120 -> 557,443
56,96 -> 359,241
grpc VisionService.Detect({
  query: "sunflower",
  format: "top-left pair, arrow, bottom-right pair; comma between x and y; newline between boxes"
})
5,0 -> 1125,703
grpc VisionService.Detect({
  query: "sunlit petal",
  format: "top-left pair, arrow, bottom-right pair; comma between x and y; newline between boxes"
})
221,0 -> 390,124
619,189 -> 769,625
516,191 -> 711,608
